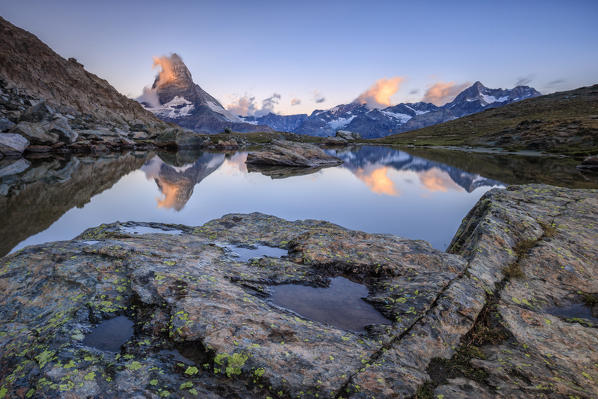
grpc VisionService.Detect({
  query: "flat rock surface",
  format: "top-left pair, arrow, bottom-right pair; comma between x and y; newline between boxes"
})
0,184 -> 596,398
246,139 -> 342,167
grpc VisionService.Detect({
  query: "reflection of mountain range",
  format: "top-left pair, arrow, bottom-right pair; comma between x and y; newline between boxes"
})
142,152 -> 225,211
328,146 -> 503,193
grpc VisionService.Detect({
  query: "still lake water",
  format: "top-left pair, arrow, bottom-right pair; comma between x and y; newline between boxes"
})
1,145 -> 596,256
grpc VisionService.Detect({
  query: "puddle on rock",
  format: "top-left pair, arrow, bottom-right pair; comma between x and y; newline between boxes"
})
546,303 -> 598,325
270,276 -> 391,332
82,316 -> 134,352
120,226 -> 182,235
81,240 -> 99,245
228,245 -> 287,262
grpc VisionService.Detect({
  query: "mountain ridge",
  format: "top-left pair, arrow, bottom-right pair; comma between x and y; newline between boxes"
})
242,81 -> 541,137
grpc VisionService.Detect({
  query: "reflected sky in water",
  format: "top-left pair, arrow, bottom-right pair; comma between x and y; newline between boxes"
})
10,146 -> 503,252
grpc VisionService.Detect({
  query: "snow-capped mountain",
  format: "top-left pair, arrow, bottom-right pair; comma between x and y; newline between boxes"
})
138,54 -> 271,133
244,82 -> 540,138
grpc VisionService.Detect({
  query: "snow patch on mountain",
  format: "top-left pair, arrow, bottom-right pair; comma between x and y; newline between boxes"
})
206,101 -> 242,122
145,96 -> 195,119
381,111 -> 412,124
328,115 -> 357,130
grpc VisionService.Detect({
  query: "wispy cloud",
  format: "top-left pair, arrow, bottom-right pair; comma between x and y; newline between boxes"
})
548,78 -> 565,86
227,93 -> 281,116
354,77 -> 404,108
313,90 -> 326,104
422,81 -> 470,106
515,74 -> 534,86
291,98 -> 301,106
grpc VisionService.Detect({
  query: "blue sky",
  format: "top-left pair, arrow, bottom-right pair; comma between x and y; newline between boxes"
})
2,0 -> 597,114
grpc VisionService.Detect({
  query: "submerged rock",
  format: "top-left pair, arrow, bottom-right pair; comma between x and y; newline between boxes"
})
246,139 -> 343,167
0,184 -> 596,398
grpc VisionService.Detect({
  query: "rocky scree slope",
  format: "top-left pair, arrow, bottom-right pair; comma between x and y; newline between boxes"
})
0,184 -> 596,398
0,17 -> 203,157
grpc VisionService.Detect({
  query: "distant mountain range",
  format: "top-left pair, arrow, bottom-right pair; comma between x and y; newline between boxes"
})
137,54 -> 272,134
138,53 -> 540,137
242,82 -> 541,138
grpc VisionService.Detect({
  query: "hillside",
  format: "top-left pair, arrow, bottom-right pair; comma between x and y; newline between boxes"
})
374,84 -> 598,155
0,16 -> 166,131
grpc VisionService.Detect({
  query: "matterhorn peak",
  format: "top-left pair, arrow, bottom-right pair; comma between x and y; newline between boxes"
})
151,53 -> 193,90
137,53 -> 271,133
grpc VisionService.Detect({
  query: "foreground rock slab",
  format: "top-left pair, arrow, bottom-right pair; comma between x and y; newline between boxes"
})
246,139 -> 342,168
0,184 -> 596,398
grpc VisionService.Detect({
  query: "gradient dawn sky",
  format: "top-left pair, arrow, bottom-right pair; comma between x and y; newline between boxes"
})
2,0 -> 597,115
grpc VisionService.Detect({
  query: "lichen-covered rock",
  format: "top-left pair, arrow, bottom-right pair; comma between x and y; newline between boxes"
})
425,184 -> 598,398
0,184 -> 596,398
246,139 -> 342,167
0,213 -> 465,398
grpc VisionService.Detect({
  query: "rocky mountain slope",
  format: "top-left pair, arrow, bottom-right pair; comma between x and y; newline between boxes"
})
0,17 -> 204,157
376,84 -> 598,155
0,17 -> 166,132
244,82 -> 540,138
138,54 -> 272,134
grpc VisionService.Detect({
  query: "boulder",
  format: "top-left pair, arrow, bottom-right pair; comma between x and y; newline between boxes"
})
19,100 -> 55,122
0,117 -> 15,132
336,130 -> 361,140
0,132 -> 29,155
10,121 -> 59,144
246,139 -> 342,167
47,115 -> 77,143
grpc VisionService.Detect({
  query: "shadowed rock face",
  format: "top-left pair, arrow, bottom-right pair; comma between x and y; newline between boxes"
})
0,185 -> 596,398
0,17 -> 164,130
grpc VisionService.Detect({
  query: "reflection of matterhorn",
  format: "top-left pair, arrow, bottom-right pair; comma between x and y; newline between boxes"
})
137,53 -> 271,133
142,152 -> 225,211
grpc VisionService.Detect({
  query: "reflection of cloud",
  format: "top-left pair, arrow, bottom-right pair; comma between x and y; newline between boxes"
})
418,168 -> 463,192
220,152 -> 248,174
355,77 -> 404,108
422,81 -> 470,105
355,166 -> 399,196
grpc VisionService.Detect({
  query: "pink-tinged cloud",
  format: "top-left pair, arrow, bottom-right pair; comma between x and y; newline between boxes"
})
355,77 -> 405,108
291,98 -> 301,106
422,81 -> 470,105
